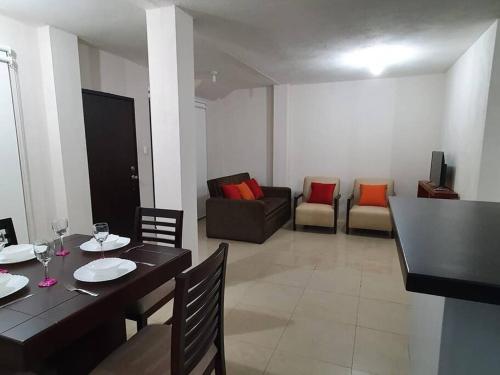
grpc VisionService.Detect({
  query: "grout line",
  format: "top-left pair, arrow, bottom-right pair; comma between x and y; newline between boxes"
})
262,285 -> 307,374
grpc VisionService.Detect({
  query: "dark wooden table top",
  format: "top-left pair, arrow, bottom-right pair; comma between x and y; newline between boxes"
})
390,197 -> 500,305
0,234 -> 191,370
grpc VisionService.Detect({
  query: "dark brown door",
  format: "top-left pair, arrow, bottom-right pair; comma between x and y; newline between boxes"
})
82,89 -> 140,236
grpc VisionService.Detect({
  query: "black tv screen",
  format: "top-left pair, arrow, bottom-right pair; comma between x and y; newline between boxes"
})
430,151 -> 446,187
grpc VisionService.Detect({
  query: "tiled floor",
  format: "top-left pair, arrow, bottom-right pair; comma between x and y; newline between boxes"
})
127,220 -> 411,375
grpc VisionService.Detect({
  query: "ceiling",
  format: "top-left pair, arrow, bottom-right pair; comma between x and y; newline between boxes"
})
1,0 -> 499,99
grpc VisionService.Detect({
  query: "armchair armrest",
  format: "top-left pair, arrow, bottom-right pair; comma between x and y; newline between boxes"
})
261,186 -> 292,200
294,193 -> 303,206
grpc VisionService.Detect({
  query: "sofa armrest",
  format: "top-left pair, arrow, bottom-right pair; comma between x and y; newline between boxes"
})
261,186 -> 292,200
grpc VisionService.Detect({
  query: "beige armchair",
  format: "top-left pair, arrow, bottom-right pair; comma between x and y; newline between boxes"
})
293,177 -> 341,233
346,178 -> 395,237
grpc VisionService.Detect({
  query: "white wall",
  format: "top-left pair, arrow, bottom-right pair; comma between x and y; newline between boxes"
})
39,26 -> 93,235
441,22 -> 497,200
78,42 -> 154,208
206,87 -> 273,185
288,75 -> 445,205
195,101 -> 208,218
0,14 -> 55,239
477,22 -> 500,201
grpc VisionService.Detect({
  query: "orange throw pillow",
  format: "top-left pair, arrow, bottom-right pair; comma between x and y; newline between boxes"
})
236,182 -> 256,200
358,184 -> 388,207
244,178 -> 264,199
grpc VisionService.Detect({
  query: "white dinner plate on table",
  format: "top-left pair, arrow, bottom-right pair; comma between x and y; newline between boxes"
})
0,274 -> 30,299
79,236 -> 130,252
0,244 -> 36,264
73,258 -> 137,282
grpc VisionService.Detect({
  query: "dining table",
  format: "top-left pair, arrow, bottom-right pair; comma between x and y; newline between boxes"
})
0,234 -> 192,374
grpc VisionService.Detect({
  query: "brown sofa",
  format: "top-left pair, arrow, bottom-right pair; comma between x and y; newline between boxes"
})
206,173 -> 291,243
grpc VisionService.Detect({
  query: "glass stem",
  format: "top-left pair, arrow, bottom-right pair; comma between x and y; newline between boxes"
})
44,263 -> 49,280
60,236 -> 64,251
101,242 -> 104,259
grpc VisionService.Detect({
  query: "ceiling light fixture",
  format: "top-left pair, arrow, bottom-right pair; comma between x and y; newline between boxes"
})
342,44 -> 417,76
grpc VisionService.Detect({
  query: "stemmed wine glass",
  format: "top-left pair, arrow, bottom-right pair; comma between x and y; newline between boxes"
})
33,240 -> 57,287
52,218 -> 70,256
93,223 -> 109,259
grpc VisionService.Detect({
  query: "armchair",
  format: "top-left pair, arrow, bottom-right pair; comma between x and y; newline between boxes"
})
293,177 -> 341,233
346,178 -> 395,237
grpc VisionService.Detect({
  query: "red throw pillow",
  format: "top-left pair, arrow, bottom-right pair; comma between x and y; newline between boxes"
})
308,182 -> 335,205
358,184 -> 388,207
244,178 -> 264,199
221,184 -> 242,200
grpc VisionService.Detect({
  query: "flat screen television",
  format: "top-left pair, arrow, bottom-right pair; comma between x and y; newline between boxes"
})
430,151 -> 447,187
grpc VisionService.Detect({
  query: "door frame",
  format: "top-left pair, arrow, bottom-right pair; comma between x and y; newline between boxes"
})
82,88 -> 140,227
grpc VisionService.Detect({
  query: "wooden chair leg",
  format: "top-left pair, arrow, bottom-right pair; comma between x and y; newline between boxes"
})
136,316 -> 148,331
214,353 -> 226,375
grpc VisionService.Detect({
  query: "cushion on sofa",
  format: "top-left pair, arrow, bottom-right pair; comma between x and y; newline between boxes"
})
221,184 -> 242,200
244,178 -> 264,199
236,182 -> 255,200
260,197 -> 288,216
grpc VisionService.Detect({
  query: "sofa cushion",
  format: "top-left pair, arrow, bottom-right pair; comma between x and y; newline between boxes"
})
295,202 -> 335,227
207,173 -> 251,198
244,178 -> 264,199
349,204 -> 392,231
222,184 -> 242,200
236,182 -> 256,200
260,197 -> 288,216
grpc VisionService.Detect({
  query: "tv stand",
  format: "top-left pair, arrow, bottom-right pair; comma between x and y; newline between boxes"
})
417,180 -> 459,199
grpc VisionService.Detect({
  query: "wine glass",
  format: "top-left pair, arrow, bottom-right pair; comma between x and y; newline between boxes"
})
33,240 -> 57,287
52,218 -> 70,256
93,223 -> 109,259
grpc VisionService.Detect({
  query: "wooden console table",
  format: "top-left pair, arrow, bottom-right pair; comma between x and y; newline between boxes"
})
417,180 -> 459,199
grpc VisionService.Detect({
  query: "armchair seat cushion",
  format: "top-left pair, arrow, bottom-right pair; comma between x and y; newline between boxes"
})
295,202 -> 335,227
261,197 -> 288,216
349,205 -> 392,231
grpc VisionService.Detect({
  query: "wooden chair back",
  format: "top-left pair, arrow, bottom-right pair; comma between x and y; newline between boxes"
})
0,218 -> 17,246
133,207 -> 183,248
171,243 -> 229,374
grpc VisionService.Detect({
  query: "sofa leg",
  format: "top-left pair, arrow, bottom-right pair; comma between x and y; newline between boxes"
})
390,230 -> 395,239
332,226 -> 337,234
293,221 -> 296,231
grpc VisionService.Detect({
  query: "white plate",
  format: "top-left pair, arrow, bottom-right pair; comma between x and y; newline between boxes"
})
79,236 -> 130,252
0,274 -> 30,299
73,259 -> 137,282
0,244 -> 36,264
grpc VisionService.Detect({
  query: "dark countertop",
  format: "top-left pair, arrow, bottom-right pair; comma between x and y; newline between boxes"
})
390,197 -> 500,305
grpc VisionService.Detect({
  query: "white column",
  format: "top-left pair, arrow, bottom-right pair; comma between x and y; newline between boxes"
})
273,84 -> 289,187
146,6 -> 198,262
38,26 -> 93,235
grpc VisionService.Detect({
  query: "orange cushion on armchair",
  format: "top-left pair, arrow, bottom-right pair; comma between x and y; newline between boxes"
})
358,184 -> 388,207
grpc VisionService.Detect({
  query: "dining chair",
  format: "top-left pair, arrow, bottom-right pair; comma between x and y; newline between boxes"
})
0,218 -> 18,246
126,207 -> 183,330
92,242 -> 229,375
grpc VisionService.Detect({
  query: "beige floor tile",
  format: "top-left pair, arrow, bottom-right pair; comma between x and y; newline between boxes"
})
351,370 -> 375,375
276,316 -> 356,367
307,268 -> 361,296
226,262 -> 269,286
357,298 -> 409,335
260,264 -> 314,287
293,289 -> 359,325
241,281 -> 304,313
360,273 -> 409,304
225,281 -> 256,310
226,338 -> 274,375
225,303 -> 292,349
353,327 -> 409,375
265,351 -> 351,375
